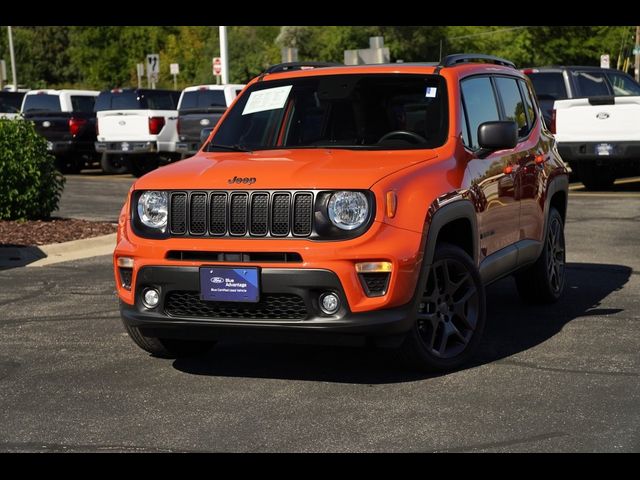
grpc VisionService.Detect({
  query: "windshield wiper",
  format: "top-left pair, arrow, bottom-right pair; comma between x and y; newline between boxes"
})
207,143 -> 252,153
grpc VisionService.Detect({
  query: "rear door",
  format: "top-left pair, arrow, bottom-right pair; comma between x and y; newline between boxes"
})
460,76 -> 520,264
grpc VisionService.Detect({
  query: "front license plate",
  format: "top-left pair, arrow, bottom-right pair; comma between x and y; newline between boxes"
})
596,143 -> 613,156
200,267 -> 259,303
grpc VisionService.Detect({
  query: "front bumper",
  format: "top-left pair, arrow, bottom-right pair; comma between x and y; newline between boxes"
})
120,266 -> 416,341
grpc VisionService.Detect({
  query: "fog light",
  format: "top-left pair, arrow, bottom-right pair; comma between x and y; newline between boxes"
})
142,288 -> 160,309
320,292 -> 340,315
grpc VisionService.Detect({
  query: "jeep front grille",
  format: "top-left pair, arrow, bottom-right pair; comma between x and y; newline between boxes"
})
169,191 -> 314,238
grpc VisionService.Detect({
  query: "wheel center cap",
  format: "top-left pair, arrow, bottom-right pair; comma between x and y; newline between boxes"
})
438,302 -> 449,315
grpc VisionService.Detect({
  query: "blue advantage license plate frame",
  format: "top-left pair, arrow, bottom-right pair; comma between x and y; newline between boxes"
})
199,267 -> 260,303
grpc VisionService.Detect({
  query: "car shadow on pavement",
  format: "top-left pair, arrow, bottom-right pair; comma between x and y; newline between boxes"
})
172,262 -> 631,384
0,245 -> 46,270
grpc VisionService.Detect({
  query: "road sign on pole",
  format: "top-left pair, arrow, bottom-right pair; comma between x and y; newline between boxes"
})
170,63 -> 179,90
136,63 -> 144,89
146,54 -> 159,89
600,54 -> 610,69
213,57 -> 222,85
213,57 -> 222,76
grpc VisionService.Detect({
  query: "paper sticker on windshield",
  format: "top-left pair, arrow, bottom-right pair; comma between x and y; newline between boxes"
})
242,85 -> 293,115
425,87 -> 437,98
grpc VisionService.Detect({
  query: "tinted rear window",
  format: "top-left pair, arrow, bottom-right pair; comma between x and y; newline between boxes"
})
95,90 -> 179,111
527,72 -> 568,101
0,92 -> 24,113
23,94 -> 62,112
179,90 -> 226,110
71,95 -> 96,113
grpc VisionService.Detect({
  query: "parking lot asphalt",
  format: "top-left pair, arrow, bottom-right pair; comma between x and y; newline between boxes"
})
54,171 -> 134,222
1,175 -> 639,452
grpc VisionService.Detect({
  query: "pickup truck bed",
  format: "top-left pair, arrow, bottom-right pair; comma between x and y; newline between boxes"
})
554,95 -> 640,188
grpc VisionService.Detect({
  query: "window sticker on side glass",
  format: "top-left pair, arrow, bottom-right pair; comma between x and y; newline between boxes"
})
242,85 -> 293,115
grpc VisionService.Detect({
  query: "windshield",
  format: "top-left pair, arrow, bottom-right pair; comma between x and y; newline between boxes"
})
605,72 -> 640,96
208,73 -> 448,151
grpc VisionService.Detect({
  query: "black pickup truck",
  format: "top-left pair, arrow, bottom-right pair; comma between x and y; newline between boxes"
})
176,84 -> 244,157
22,89 -> 99,173
0,91 -> 25,119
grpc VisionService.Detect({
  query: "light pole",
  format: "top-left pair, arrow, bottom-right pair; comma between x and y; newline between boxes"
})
219,26 -> 229,85
7,26 -> 17,91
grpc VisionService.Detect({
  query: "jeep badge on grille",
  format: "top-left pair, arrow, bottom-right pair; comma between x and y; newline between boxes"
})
228,176 -> 256,185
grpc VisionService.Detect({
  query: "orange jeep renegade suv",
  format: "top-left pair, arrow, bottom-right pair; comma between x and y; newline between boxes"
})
114,54 -> 568,371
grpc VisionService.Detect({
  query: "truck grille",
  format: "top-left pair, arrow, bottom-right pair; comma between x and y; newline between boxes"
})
169,191 -> 314,238
165,291 -> 308,320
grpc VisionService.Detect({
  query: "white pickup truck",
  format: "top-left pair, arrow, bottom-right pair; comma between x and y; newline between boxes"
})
94,88 -> 181,177
524,66 -> 640,189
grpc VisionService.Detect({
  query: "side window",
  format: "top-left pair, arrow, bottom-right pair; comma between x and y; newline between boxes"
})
518,80 -> 536,129
495,77 -> 528,138
71,95 -> 96,113
460,77 -> 500,150
573,71 -> 611,97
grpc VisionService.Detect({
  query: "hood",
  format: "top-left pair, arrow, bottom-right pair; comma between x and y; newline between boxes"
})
135,148 -> 438,191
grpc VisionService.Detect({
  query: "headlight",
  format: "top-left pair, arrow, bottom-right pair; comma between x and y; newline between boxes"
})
137,191 -> 168,230
327,191 -> 369,230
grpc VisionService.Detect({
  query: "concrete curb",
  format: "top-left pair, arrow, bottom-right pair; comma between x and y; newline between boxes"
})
26,233 -> 117,268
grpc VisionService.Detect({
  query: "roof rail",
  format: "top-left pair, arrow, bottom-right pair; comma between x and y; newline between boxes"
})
264,61 -> 343,74
439,54 -> 516,69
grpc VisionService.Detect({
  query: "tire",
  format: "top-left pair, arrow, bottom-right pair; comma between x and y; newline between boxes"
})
129,155 -> 160,178
398,243 -> 486,372
123,323 -> 215,359
514,207 -> 566,304
100,153 -> 130,174
579,165 -> 615,190
55,155 -> 81,174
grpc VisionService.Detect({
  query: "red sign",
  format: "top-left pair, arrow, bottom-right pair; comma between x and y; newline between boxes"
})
213,57 -> 222,76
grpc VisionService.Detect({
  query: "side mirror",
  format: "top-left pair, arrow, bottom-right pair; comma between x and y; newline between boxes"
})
477,121 -> 517,158
200,127 -> 214,145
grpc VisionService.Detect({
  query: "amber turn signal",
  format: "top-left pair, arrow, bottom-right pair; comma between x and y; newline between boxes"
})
116,257 -> 134,268
355,261 -> 393,273
386,191 -> 397,218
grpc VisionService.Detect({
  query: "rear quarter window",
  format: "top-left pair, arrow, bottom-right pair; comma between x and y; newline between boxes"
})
23,94 -> 62,112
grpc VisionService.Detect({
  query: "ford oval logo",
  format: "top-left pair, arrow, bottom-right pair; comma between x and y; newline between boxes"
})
596,112 -> 610,120
42,121 -> 51,127
200,118 -> 211,126
211,277 -> 225,284
118,120 -> 126,126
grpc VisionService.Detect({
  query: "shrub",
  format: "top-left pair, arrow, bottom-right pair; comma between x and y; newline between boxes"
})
0,118 -> 65,220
